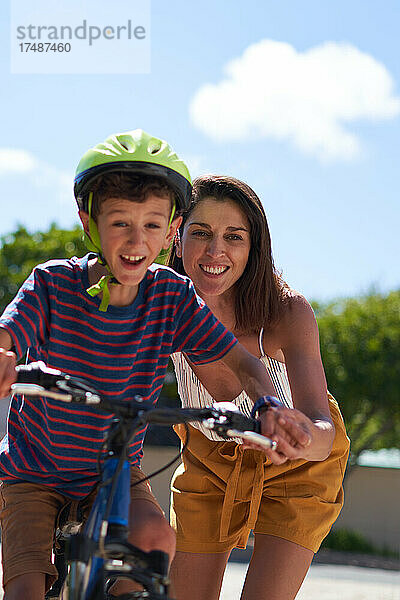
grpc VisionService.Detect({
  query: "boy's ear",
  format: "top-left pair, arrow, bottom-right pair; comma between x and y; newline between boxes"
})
79,210 -> 90,235
162,216 -> 183,250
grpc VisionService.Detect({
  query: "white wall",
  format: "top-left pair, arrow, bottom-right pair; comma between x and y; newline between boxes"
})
142,446 -> 179,517
333,465 -> 400,553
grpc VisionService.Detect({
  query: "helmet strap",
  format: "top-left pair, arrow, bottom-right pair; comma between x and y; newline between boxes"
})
84,192 -> 119,312
168,201 -> 176,228
87,274 -> 113,311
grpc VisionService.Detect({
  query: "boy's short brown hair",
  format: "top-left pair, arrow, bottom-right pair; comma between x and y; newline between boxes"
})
87,172 -> 176,221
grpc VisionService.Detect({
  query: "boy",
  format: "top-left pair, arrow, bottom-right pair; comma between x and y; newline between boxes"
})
0,129 -> 308,600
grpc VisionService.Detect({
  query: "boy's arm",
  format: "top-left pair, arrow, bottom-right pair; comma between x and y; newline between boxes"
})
0,327 -> 17,398
220,342 -> 276,403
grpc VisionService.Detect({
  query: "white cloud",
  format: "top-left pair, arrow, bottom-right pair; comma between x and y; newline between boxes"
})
0,149 -> 38,173
0,148 -> 72,205
189,40 -> 400,162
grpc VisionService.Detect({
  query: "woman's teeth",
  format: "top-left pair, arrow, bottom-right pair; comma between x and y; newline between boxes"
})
201,265 -> 228,275
121,255 -> 145,263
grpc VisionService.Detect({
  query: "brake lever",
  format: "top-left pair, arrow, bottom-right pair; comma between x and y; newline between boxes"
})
55,380 -> 102,404
204,402 -> 278,451
15,361 -> 62,386
13,362 -> 102,404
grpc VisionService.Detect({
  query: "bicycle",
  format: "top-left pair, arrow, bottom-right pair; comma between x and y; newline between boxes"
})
12,361 -> 276,600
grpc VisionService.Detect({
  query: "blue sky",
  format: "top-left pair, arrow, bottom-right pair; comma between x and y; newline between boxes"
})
0,0 -> 399,301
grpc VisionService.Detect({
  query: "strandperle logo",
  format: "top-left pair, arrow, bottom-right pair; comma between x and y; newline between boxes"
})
16,20 -> 146,46
11,0 -> 150,74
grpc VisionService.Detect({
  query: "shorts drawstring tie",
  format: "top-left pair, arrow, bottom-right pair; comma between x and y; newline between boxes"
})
219,447 -> 265,542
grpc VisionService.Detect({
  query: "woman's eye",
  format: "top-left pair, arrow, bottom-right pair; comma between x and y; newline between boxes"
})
191,230 -> 210,237
226,234 -> 243,241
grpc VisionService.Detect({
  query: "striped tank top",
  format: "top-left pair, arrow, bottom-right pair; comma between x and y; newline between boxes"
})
171,328 -> 293,442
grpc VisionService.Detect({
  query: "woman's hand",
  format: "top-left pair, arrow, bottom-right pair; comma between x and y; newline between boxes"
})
243,406 -> 334,464
0,348 -> 17,398
242,406 -> 309,463
273,406 -> 335,461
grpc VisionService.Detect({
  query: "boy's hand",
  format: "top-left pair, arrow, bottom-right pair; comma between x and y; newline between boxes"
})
0,348 -> 17,398
243,406 -> 312,464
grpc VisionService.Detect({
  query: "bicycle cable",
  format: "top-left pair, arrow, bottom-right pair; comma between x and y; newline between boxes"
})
130,422 -> 190,488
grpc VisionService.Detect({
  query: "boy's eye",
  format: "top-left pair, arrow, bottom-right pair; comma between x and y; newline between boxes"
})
113,221 -> 128,228
146,222 -> 161,229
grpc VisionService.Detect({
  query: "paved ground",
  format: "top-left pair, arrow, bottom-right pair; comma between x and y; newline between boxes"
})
221,563 -> 400,600
0,560 -> 397,599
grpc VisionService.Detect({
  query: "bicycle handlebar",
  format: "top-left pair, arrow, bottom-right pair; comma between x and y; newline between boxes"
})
13,362 -> 277,451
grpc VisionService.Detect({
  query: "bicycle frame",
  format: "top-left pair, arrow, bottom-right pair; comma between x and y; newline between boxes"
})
60,418 -> 170,600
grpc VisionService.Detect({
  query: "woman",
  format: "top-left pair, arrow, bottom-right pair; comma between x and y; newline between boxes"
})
168,175 -> 350,600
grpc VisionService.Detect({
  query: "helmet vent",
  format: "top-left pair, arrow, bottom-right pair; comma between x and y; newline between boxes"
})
116,134 -> 136,153
148,139 -> 162,155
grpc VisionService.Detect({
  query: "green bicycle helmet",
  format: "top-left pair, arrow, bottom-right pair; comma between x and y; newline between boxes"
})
74,129 -> 192,212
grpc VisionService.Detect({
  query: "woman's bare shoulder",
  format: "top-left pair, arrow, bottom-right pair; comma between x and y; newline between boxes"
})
277,290 -> 318,341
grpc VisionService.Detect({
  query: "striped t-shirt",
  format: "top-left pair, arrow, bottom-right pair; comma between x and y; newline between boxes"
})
0,255 -> 237,498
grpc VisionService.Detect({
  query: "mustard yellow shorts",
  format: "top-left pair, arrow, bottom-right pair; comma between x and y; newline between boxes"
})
0,465 -> 162,590
171,395 -> 350,554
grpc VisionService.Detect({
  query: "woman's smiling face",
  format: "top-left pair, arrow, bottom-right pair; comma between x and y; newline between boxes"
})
179,197 -> 251,299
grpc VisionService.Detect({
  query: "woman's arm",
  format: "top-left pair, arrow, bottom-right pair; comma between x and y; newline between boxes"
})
219,342 -> 276,404
279,294 -> 335,461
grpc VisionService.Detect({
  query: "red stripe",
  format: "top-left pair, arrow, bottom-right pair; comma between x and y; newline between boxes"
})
32,271 -> 51,331
1,324 -> 23,357
25,400 -> 108,440
194,338 -> 237,364
20,414 -> 99,460
13,318 -> 31,349
14,439 -> 31,470
9,420 -> 49,471
192,319 -> 220,350
43,268 -> 76,284
18,295 -> 47,343
41,399 -> 110,421
174,296 -> 199,338
177,309 -> 210,350
49,292 -> 169,328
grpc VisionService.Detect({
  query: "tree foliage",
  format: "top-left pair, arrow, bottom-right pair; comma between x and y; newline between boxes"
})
314,291 -> 400,464
0,224 -> 86,314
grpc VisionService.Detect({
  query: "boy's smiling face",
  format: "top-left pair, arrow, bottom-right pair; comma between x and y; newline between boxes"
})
81,194 -> 181,305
